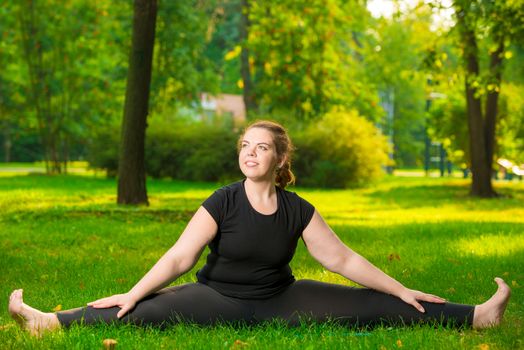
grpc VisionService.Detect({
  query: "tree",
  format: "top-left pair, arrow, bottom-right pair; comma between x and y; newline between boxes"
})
12,0 -> 128,172
0,2 -> 21,162
239,0 -> 257,115
4,0 -> 218,172
150,0 -> 217,113
452,0 -> 523,197
247,0 -> 380,121
117,0 -> 157,205
363,5 -> 436,168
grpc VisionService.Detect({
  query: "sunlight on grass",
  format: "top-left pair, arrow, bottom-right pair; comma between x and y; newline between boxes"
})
299,177 -> 524,228
306,205 -> 524,228
1,175 -> 523,349
0,191 -> 115,214
453,234 -> 524,257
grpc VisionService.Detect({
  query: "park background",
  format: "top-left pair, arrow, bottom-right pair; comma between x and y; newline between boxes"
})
1,0 -> 523,349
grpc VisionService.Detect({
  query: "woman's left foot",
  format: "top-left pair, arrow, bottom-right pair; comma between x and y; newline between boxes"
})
472,278 -> 511,329
8,289 -> 60,336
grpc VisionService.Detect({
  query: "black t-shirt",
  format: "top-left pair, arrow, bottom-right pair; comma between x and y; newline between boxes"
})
197,180 -> 315,299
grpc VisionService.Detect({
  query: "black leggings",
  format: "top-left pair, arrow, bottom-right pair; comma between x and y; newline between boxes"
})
56,280 -> 474,328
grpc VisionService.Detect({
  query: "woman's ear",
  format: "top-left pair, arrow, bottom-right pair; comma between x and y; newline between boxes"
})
278,156 -> 287,169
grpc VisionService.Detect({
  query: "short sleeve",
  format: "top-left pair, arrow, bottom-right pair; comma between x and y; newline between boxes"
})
201,189 -> 226,226
298,196 -> 315,231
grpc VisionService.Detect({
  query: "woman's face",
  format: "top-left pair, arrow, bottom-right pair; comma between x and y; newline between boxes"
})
238,127 -> 281,182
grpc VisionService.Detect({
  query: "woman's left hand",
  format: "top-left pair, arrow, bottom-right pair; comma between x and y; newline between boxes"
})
398,288 -> 446,313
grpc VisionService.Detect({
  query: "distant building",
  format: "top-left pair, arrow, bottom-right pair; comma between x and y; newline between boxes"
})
200,93 -> 246,127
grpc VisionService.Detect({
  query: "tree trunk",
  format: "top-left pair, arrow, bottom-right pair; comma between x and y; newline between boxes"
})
239,0 -> 257,116
459,10 -> 497,198
18,0 -> 63,175
117,0 -> 157,205
2,124 -> 11,163
485,41 -> 504,173
50,141 -> 61,174
62,135 -> 69,174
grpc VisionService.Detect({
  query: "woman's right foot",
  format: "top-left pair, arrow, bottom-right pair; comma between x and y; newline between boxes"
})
472,278 -> 511,329
8,289 -> 60,336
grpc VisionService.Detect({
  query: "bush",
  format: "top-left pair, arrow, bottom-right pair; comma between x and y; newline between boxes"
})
146,120 -> 241,182
85,126 -> 120,176
293,110 -> 389,188
87,119 -> 242,182
87,111 -> 388,187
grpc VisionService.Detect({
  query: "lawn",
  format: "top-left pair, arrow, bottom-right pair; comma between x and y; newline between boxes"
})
1,174 -> 523,349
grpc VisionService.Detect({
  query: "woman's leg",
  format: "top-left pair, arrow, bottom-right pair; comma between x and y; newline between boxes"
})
255,279 -> 502,328
57,283 -> 253,328
10,283 -> 254,334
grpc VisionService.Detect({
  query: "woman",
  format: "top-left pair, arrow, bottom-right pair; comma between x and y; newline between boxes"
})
9,120 -> 510,336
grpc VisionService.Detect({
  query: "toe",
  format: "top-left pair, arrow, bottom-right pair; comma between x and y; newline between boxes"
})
17,290 -> 24,303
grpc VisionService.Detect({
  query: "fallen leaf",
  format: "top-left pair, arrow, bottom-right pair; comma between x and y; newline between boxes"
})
103,338 -> 118,350
53,304 -> 62,312
379,346 -> 387,350
477,344 -> 490,350
446,287 -> 456,294
446,258 -> 461,265
511,280 -> 518,287
388,253 -> 401,262
502,272 -> 510,277
396,339 -> 403,347
231,339 -> 248,349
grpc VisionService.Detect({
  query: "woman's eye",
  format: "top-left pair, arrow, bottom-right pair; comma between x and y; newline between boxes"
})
258,145 -> 267,151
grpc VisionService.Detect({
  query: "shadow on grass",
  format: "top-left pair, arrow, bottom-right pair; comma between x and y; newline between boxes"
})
364,183 -> 524,210
0,208 -> 197,224
0,174 -> 218,193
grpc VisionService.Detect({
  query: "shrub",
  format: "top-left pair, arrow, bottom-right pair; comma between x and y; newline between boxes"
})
87,111 -> 388,187
146,120 -> 241,182
87,119 -> 241,182
293,110 -> 389,188
86,126 -> 120,176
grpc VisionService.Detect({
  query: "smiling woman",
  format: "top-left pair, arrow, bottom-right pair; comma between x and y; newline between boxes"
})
9,120 -> 511,336
238,120 -> 295,190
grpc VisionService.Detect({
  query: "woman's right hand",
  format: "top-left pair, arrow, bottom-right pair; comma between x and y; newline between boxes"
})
87,293 -> 137,318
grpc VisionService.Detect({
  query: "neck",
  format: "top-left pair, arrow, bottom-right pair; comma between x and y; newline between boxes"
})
244,178 -> 276,199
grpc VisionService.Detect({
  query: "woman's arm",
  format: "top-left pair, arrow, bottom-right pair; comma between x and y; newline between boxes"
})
88,206 -> 217,317
302,210 -> 444,313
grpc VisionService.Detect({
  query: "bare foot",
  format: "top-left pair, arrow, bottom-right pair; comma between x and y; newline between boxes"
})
8,289 -> 60,336
473,277 -> 511,329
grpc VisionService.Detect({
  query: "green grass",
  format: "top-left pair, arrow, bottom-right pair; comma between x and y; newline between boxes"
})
0,161 -> 98,177
1,174 -> 523,349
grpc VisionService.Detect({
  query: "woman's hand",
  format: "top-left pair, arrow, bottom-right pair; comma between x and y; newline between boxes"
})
87,293 -> 137,318
398,288 -> 446,313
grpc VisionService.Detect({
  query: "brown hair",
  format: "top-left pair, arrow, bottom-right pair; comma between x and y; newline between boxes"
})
238,120 -> 295,189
